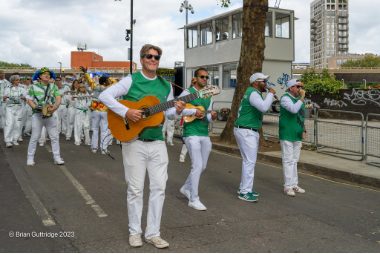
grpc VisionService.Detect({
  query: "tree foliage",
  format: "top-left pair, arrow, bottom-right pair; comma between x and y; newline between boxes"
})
341,54 -> 380,68
0,60 -> 32,68
301,69 -> 344,96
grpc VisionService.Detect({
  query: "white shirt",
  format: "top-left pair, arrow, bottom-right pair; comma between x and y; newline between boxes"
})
280,93 -> 303,114
249,91 -> 274,113
99,72 -> 178,120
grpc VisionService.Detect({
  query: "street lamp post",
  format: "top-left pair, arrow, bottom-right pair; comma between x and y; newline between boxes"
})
57,61 -> 62,77
179,0 -> 194,89
115,0 -> 134,75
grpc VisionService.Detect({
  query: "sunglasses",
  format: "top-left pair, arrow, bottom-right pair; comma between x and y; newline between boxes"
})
296,85 -> 303,89
143,54 -> 161,61
198,75 -> 209,80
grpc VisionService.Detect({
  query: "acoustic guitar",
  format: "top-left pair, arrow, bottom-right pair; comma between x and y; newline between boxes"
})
107,85 -> 220,142
183,104 -> 214,123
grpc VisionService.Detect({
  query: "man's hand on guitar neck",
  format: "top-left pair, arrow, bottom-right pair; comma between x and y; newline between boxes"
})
125,109 -> 143,122
195,109 -> 205,119
174,100 -> 186,115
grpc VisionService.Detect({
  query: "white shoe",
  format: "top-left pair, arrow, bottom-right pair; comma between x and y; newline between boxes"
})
39,143 -> 45,147
284,188 -> 296,197
179,157 -> 185,162
145,236 -> 169,249
66,137 -> 70,141
91,149 -> 97,154
18,138 -> 23,142
293,186 -> 306,194
13,141 -> 19,146
54,158 -> 65,165
180,186 -> 190,200
188,199 -> 207,211
129,234 -> 143,247
101,149 -> 109,155
6,142 -> 13,148
27,159 -> 35,166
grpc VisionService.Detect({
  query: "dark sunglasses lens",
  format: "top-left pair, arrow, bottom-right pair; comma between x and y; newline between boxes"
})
145,54 -> 161,60
200,76 -> 209,80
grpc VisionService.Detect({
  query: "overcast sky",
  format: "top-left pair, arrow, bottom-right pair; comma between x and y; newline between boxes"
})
0,0 -> 378,69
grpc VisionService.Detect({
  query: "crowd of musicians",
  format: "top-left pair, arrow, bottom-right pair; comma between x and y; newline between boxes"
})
0,43 -> 307,249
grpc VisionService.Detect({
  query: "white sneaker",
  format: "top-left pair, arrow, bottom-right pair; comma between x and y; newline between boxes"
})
18,137 -> 23,142
129,234 -> 143,247
65,137 -> 70,141
145,236 -> 169,249
13,141 -> 19,146
179,156 -> 185,162
27,159 -> 35,166
91,149 -> 97,154
74,142 -> 80,146
188,199 -> 207,211
6,142 -> 13,148
293,186 -> 306,194
39,143 -> 45,147
180,186 -> 190,200
101,149 -> 109,155
284,188 -> 296,197
54,158 -> 65,165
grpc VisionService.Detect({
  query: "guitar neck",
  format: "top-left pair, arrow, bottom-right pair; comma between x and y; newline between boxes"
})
148,92 -> 199,116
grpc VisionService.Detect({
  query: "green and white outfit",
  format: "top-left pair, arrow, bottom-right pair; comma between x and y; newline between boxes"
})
234,87 -> 274,198
279,92 -> 305,190
26,82 -> 63,164
3,85 -> 26,144
99,72 -> 178,239
179,87 -> 213,209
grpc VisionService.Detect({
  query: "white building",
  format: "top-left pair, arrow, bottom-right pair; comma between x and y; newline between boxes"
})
310,0 -> 349,68
184,7 -> 295,109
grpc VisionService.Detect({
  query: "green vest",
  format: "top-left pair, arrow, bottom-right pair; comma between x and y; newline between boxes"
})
183,86 -> 211,137
279,93 -> 305,141
235,87 -> 263,129
123,72 -> 171,140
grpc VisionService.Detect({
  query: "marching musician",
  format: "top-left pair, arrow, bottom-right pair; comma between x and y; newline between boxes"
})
3,74 -> 27,147
73,83 -> 92,146
65,79 -> 80,141
81,67 -> 113,154
99,44 -> 185,249
26,67 -> 64,166
178,68 -> 218,211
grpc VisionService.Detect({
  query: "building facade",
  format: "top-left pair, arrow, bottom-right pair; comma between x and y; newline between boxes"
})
310,0 -> 349,68
184,7 -> 295,108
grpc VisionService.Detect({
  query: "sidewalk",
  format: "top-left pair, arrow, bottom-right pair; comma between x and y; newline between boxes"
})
211,139 -> 380,189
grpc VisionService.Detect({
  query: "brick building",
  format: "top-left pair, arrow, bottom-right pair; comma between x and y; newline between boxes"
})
70,51 -> 136,73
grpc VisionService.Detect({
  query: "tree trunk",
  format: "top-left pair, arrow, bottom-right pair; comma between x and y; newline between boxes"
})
219,0 -> 268,144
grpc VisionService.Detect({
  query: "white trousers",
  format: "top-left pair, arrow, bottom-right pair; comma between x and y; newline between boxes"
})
183,136 -> 212,202
0,104 -> 5,129
234,127 -> 260,194
56,105 -> 68,134
65,106 -> 75,139
3,105 -> 23,143
27,113 -> 61,161
23,105 -> 33,135
74,109 -> 91,145
179,143 -> 188,161
280,140 -> 302,189
162,119 -> 175,145
91,111 -> 110,151
121,140 -> 168,238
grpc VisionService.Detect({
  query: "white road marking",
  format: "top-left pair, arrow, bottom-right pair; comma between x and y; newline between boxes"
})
46,145 -> 108,218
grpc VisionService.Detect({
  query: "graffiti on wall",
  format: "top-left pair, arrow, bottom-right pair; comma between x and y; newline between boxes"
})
276,73 -> 291,87
343,89 -> 380,107
323,98 -> 348,108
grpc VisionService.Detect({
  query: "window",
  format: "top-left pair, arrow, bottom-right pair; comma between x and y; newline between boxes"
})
275,13 -> 290,38
222,63 -> 237,89
232,13 -> 242,39
200,22 -> 213,46
215,17 -> 229,42
265,12 -> 273,37
187,26 -> 198,48
203,65 -> 219,86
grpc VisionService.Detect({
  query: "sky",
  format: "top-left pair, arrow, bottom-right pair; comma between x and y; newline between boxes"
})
0,0 -> 378,69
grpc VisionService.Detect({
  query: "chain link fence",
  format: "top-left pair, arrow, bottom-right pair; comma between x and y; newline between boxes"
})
365,113 -> 380,166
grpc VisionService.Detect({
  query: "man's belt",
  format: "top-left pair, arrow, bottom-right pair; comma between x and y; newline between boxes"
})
137,138 -> 156,142
235,125 -> 258,132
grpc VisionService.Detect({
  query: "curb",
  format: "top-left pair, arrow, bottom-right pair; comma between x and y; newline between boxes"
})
212,142 -> 380,190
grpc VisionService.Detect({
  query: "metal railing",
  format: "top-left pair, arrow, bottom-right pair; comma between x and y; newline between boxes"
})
365,113 -> 380,166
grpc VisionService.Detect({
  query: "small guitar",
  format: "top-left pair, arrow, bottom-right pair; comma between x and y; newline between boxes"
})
183,104 -> 214,123
107,85 -> 220,142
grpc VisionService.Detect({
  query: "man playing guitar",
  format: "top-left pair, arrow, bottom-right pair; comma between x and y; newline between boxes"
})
178,68 -> 218,211
99,44 -> 185,249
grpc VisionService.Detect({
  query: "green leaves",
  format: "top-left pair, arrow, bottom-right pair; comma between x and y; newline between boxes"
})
341,54 -> 380,68
301,69 -> 344,96
218,0 -> 231,7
